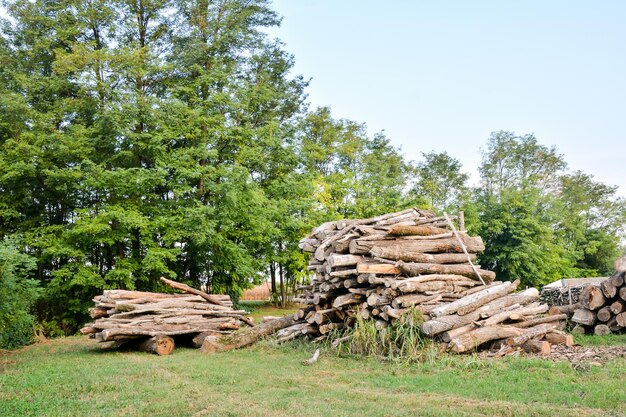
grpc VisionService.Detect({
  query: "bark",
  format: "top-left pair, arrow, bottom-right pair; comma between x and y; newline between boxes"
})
356,263 -> 400,275
160,277 -> 228,307
351,235 -> 485,255
596,306 -> 612,322
387,225 -> 449,236
579,285 -> 606,311
505,323 -> 557,347
521,339 -> 551,355
137,335 -> 175,355
548,303 -> 581,316
600,280 -> 617,299
571,308 -> 596,327
448,325 -> 525,353
327,254 -> 364,268
429,281 -> 518,318
370,248 -> 476,264
543,331 -> 574,346
511,314 -> 566,328
201,315 -> 296,352
594,324 -> 611,336
609,300 -> 625,315
395,262 -> 495,282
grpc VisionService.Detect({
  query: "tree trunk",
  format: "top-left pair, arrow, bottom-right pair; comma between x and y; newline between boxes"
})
137,335 -> 175,355
579,285 -> 606,311
395,262 -> 496,282
352,235 -> 485,255
429,280 -> 518,318
448,325 -> 525,353
201,315 -> 295,353
160,277 -> 228,306
369,248 -> 476,264
571,308 -> 596,327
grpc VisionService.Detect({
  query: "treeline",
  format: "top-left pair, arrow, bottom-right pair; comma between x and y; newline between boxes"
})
0,0 -> 624,347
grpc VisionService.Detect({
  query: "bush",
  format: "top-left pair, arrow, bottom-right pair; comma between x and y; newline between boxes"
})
0,239 -> 40,350
332,309 -> 435,363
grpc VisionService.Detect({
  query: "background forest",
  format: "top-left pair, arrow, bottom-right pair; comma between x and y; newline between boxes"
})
0,0 -> 624,348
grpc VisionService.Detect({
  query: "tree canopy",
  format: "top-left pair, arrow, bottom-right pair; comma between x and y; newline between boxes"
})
0,1 -> 623,344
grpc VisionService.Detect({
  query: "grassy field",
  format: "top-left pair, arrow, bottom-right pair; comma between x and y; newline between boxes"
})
1,333 -> 625,417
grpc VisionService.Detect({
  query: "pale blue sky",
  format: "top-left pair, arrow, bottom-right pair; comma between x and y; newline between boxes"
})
269,0 -> 626,194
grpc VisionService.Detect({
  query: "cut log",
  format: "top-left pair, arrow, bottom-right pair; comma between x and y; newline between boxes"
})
600,280 -> 617,299
387,225 -> 449,236
352,235 -> 485,255
448,325 -> 525,353
543,331 -> 574,346
395,262 -> 496,282
333,293 -> 363,308
505,323 -> 557,347
429,280 -> 518,318
620,287 -> 626,302
571,325 -> 586,335
511,313 -> 567,328
422,288 -> 540,336
616,312 -> 626,327
594,324 -> 611,336
579,285 -> 606,311
548,303 -> 581,316
521,339 -> 551,355
327,254 -> 364,268
609,300 -> 625,315
201,315 -> 296,352
609,273 -> 624,288
596,306 -> 612,322
160,277 -> 228,307
571,308 -> 596,327
356,263 -> 400,275
370,248 -> 476,264
137,335 -> 175,355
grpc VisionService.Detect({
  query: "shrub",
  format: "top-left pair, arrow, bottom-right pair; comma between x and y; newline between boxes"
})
0,239 -> 40,350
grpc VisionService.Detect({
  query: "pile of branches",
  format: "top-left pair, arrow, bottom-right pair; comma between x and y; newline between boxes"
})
80,277 -> 252,355
285,208 -> 569,354
566,262 -> 626,335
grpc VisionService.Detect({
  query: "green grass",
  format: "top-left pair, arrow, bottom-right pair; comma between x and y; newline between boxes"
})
239,301 -> 299,322
576,333 -> 626,346
1,337 -> 625,417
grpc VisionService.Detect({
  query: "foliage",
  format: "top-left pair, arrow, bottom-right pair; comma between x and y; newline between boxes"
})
332,309 -> 433,363
411,151 -> 469,212
0,0 -> 624,335
0,239 -> 40,349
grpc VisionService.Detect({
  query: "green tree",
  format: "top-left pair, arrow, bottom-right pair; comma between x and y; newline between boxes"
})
0,239 -> 40,349
412,151 -> 469,213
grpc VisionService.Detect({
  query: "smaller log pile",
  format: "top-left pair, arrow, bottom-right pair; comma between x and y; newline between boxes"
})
422,281 -> 571,354
81,277 -> 252,355
290,209 -> 568,354
568,259 -> 626,336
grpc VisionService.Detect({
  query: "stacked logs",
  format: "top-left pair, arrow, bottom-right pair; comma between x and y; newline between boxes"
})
290,208 -> 568,353
80,278 -> 252,355
569,267 -> 626,336
422,281 -> 571,354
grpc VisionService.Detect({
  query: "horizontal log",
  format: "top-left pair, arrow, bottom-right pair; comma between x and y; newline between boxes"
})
351,235 -> 485,255
370,248 -> 476,264
571,308 -> 596,327
429,281 -> 518,318
448,325 -> 525,353
356,263 -> 400,275
388,225 -> 449,236
395,262 -> 495,282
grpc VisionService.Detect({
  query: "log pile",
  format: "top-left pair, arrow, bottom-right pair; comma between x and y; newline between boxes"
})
80,277 -> 252,355
290,209 -> 568,354
568,264 -> 626,336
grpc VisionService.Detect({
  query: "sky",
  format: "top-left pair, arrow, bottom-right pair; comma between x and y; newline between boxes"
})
268,0 -> 626,194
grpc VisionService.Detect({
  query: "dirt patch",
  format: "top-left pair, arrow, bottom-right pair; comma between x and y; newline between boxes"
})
547,344 -> 626,368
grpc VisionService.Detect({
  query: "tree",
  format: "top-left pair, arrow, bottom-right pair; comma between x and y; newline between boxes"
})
475,132 -> 570,287
412,151 -> 469,213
